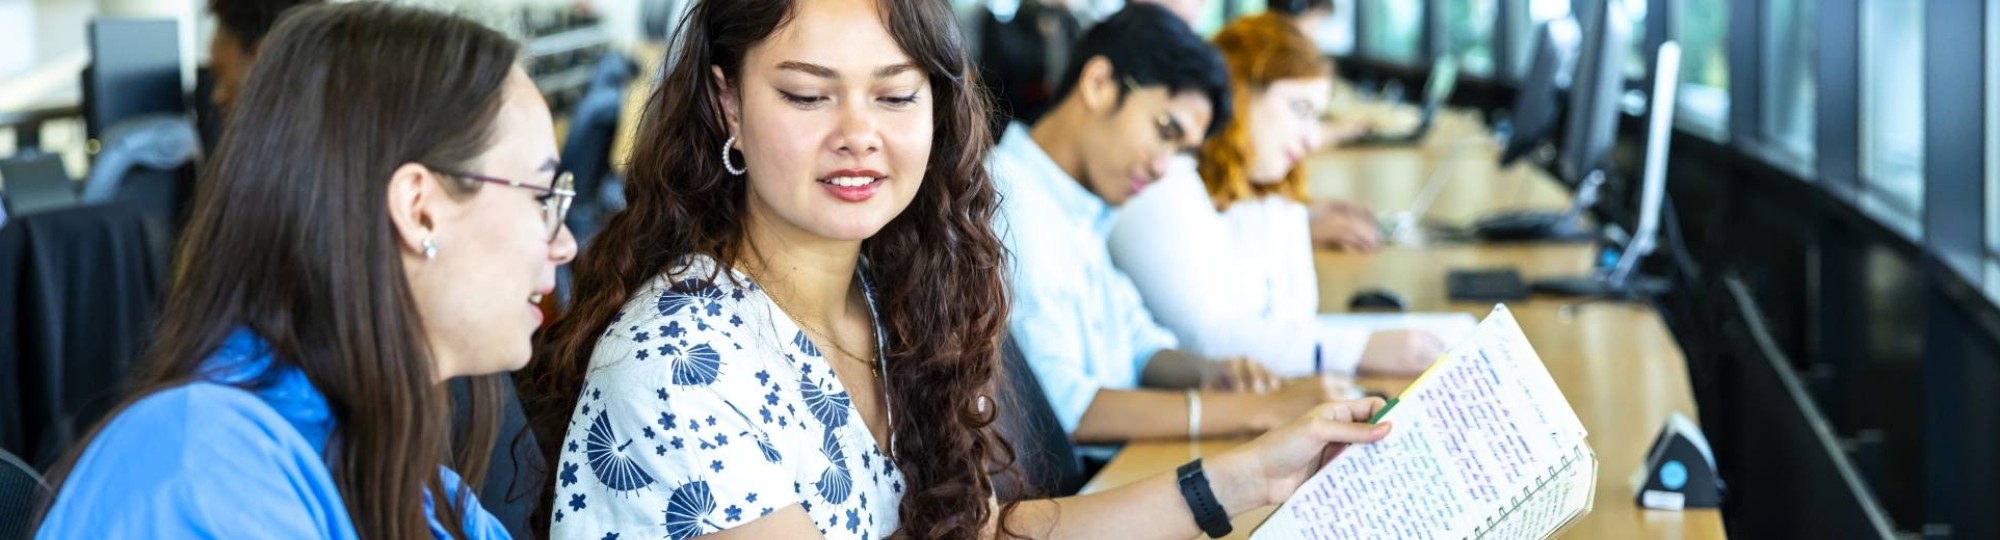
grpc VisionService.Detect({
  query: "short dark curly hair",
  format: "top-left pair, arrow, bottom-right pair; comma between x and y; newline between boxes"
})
1052,2 -> 1233,137
208,0 -> 323,51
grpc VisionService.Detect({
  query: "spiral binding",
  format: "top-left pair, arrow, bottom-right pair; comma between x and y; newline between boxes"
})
1466,444 -> 1597,540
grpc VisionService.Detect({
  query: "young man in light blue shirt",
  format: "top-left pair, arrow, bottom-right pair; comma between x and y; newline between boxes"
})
992,4 -> 1386,444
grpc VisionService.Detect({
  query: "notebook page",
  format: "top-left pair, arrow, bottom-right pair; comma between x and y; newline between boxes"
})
1254,306 -> 1590,540
1251,397 -> 1480,539
1467,444 -> 1597,539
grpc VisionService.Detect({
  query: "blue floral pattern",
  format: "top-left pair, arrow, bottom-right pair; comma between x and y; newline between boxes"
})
553,256 -> 903,540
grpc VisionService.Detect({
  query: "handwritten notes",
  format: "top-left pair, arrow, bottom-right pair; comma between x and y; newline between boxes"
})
1255,306 -> 1595,540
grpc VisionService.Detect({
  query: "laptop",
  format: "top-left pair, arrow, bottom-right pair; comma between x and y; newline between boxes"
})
0,153 -> 77,217
1348,56 -> 1460,147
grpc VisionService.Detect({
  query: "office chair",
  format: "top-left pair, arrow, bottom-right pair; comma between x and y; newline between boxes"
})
0,204 -> 168,468
0,447 -> 50,540
991,334 -> 1087,501
451,374 -> 542,539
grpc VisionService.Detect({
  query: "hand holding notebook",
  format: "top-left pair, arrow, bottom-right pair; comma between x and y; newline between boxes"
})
1255,305 -> 1597,539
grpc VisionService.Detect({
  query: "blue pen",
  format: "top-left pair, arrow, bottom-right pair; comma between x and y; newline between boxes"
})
1313,343 -> 1323,375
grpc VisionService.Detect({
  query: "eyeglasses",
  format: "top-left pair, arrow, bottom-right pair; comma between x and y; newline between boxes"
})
1289,98 -> 1321,122
1124,77 -> 1193,156
433,168 -> 576,242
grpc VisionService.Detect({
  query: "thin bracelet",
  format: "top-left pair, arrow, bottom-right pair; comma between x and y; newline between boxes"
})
1186,389 -> 1202,440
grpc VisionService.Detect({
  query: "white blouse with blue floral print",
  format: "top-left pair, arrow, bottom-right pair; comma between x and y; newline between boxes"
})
550,255 -> 904,540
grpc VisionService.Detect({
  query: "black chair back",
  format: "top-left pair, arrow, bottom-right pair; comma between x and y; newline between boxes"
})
451,373 -> 544,539
0,204 -> 166,468
991,334 -> 1086,501
0,447 -> 50,540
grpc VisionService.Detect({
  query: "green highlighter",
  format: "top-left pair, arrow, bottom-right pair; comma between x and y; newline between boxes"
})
1367,398 -> 1400,424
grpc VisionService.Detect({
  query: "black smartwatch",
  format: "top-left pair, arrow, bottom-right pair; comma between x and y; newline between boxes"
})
1176,458 -> 1233,538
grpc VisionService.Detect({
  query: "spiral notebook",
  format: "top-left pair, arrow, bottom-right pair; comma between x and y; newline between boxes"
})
1254,305 -> 1596,540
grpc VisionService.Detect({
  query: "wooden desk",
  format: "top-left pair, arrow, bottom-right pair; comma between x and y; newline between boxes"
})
1080,114 -> 1725,539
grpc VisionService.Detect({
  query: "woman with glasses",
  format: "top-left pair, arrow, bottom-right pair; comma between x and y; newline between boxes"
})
35,3 -> 575,538
1108,13 -> 1445,381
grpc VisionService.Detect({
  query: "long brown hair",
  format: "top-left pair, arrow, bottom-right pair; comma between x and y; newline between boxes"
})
522,0 -> 1017,537
1199,13 -> 1330,208
40,3 -> 520,539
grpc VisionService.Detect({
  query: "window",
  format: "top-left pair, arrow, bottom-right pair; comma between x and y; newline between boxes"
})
0,1 -> 31,80
1862,0 -> 1924,220
1530,0 -> 1568,22
1511,0 -> 1570,77
1310,0 -> 1358,55
1762,0 -> 1817,168
1192,0 -> 1226,35
1986,0 -> 2000,302
1442,0 -> 1497,76
1618,0 -> 1647,80
1673,0 -> 1729,137
1361,0 -> 1423,64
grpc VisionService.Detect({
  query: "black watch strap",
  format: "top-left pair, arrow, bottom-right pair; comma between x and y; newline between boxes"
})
1176,458 -> 1233,538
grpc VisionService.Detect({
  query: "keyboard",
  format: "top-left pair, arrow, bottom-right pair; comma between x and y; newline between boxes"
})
1472,211 -> 1591,242
1447,268 -> 1531,302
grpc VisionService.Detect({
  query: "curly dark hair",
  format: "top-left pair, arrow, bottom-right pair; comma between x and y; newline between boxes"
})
520,0 -> 1017,537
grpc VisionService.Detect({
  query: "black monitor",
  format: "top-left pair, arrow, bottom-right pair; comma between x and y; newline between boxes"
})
1467,9 -> 1613,244
1529,41 -> 1679,299
1498,18 -> 1579,167
84,18 -> 183,141
1559,0 -> 1629,184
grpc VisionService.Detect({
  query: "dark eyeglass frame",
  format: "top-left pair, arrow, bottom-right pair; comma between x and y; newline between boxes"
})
432,167 -> 576,242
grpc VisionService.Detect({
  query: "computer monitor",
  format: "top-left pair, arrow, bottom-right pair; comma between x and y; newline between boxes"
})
84,18 -> 183,141
1419,55 -> 1460,118
1559,0 -> 1629,184
1605,41 -> 1678,285
1530,40 -> 1679,299
1499,18 -> 1580,167
1468,3 -> 1622,244
1468,12 -> 1600,243
1347,56 -> 1459,146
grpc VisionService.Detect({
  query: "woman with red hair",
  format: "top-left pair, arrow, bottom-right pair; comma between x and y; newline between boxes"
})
1110,12 -> 1443,382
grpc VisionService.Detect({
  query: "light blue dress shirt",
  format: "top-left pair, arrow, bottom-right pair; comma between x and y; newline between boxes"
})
990,122 -> 1181,433
36,329 -> 508,539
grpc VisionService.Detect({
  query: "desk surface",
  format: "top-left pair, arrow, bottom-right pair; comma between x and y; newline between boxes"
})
1079,113 -> 1725,539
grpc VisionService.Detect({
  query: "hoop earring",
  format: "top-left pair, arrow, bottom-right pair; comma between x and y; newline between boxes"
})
721,135 -> 747,176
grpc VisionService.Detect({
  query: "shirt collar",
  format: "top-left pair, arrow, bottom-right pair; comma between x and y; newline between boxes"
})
198,328 -> 336,452
997,122 -> 1118,237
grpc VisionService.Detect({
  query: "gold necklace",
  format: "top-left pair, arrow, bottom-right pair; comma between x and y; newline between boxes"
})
747,270 -> 881,380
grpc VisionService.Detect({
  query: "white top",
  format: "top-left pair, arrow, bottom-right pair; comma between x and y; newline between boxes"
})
551,255 -> 905,540
1107,158 -> 1368,376
989,122 -> 1181,433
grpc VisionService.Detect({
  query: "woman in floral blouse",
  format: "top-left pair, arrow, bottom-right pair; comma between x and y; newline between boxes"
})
524,1 -> 1395,539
